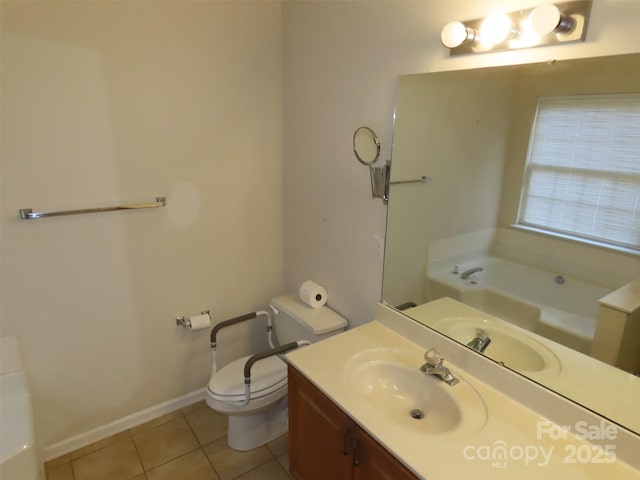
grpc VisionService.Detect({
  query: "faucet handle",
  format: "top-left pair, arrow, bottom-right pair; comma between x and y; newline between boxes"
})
475,328 -> 489,340
424,348 -> 444,367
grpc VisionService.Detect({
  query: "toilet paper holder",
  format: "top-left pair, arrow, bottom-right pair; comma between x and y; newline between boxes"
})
176,310 -> 211,327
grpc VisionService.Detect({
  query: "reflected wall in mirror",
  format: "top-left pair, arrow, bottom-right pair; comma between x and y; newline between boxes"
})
383,53 -> 640,434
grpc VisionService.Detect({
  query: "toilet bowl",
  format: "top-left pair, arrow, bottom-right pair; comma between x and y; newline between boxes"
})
205,294 -> 347,451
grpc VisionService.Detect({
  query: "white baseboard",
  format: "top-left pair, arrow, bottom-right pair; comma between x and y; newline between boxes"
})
43,388 -> 206,461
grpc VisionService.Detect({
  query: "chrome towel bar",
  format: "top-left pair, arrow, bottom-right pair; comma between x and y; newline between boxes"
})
390,176 -> 431,185
19,196 -> 166,220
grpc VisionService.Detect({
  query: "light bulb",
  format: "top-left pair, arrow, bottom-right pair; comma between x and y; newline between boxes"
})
440,21 -> 475,49
529,3 -> 575,36
479,12 -> 513,46
529,4 -> 561,36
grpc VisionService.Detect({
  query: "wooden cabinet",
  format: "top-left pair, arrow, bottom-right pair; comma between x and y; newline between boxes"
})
288,366 -> 419,480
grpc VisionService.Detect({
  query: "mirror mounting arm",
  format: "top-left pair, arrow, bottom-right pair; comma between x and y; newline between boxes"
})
369,161 -> 391,204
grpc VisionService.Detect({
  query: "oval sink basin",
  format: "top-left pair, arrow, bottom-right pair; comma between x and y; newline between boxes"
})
433,317 -> 561,377
344,349 -> 487,437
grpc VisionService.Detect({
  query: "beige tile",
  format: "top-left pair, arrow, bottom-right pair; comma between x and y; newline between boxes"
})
133,417 -> 199,470
276,452 -> 290,474
72,438 -> 143,480
46,462 -> 74,480
71,430 -> 132,460
203,438 -> 272,480
266,434 -> 288,457
130,410 -> 183,435
181,400 -> 207,415
46,454 -> 71,470
147,449 -> 219,480
185,407 -> 227,445
235,459 -> 290,480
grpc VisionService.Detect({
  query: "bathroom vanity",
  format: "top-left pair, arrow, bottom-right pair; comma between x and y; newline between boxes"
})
285,301 -> 640,480
288,365 -> 418,480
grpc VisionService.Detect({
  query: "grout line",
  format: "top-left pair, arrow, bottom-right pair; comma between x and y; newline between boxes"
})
180,409 -> 223,478
70,458 -> 77,480
128,426 -> 147,475
182,409 -> 199,440
143,447 -> 207,475
130,410 -> 186,438
69,431 -> 134,463
135,410 -> 208,474
202,446 -> 223,480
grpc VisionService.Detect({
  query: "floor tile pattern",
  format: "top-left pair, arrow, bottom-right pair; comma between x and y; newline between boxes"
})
44,401 -> 291,480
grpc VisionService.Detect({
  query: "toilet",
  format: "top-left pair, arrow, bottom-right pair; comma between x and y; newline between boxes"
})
205,294 -> 347,451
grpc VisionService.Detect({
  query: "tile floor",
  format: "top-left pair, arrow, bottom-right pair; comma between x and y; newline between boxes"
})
44,401 -> 292,480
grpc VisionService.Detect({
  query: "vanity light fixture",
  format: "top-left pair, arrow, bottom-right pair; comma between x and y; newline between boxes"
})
440,0 -> 591,56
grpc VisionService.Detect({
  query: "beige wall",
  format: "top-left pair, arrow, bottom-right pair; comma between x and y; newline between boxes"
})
1,1 -> 283,447
283,0 -> 640,325
384,71 -> 515,306
2,0 -> 639,454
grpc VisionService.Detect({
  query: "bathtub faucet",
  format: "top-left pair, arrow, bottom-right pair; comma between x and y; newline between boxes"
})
467,328 -> 491,353
460,266 -> 484,279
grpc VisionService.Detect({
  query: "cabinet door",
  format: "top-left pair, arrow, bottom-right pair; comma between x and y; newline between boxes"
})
352,426 -> 419,480
288,366 -> 354,480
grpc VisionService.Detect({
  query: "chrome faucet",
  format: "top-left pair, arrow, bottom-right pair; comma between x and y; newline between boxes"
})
466,328 -> 491,353
420,349 -> 459,386
460,266 -> 484,279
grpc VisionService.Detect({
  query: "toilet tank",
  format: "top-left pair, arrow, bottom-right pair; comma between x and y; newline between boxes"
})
269,294 -> 347,345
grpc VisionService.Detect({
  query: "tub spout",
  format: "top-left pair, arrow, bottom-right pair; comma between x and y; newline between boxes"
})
467,328 -> 491,353
460,266 -> 483,279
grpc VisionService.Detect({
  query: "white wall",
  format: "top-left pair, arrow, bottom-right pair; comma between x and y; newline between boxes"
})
2,0 -> 639,454
384,71 -> 515,306
1,1 -> 283,447
282,0 -> 640,327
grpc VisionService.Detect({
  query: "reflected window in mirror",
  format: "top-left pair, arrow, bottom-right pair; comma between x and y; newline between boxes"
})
517,93 -> 640,253
383,54 -> 640,436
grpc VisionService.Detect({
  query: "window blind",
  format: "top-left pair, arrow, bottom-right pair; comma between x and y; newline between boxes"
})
518,93 -> 640,251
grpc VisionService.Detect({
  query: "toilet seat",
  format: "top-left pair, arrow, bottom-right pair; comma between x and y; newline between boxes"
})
207,354 -> 287,403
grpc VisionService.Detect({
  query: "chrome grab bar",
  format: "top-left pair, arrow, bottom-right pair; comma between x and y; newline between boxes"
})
19,196 -> 166,220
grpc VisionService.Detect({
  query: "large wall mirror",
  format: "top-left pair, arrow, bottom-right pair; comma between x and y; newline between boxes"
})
383,53 -> 640,434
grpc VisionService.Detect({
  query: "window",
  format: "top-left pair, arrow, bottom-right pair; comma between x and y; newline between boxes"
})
517,93 -> 640,252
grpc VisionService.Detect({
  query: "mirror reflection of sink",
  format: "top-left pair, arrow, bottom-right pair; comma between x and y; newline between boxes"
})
433,317 -> 561,376
344,349 -> 487,437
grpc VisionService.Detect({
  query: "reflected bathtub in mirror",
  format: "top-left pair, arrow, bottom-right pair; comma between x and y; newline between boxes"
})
383,53 -> 640,435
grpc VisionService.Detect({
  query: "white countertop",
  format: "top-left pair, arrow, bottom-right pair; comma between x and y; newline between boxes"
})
286,320 -> 640,479
406,297 -> 640,434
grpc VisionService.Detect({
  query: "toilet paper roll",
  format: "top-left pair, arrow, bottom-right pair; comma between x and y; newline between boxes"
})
299,280 -> 328,309
188,313 -> 211,330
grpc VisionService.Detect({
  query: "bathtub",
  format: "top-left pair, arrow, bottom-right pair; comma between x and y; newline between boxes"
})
0,337 -> 42,480
426,257 -> 612,353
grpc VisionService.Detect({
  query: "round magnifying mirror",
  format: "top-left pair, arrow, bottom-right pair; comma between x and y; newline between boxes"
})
353,126 -> 381,166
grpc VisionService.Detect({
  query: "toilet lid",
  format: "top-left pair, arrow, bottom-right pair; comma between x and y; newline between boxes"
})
208,354 -> 287,401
